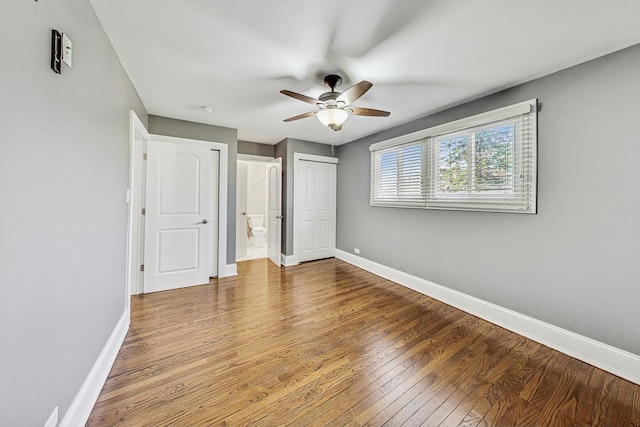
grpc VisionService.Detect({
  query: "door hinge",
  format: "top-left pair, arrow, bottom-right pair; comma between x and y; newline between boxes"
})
141,208 -> 146,215
143,153 -> 147,160
140,264 -> 145,272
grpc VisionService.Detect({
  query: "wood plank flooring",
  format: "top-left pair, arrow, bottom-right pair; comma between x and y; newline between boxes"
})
88,258 -> 640,426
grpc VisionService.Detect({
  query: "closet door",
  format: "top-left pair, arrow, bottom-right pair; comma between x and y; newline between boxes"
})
298,160 -> 336,262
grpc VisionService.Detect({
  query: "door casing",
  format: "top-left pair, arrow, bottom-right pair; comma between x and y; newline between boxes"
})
236,161 -> 248,260
127,125 -> 229,297
126,111 -> 148,306
293,153 -> 338,265
236,154 -> 275,261
267,157 -> 282,267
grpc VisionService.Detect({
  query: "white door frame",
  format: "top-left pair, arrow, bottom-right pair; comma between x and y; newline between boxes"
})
126,111 -> 148,309
267,157 -> 282,267
127,116 -> 230,297
235,160 -> 248,261
236,154 -> 274,262
293,152 -> 338,265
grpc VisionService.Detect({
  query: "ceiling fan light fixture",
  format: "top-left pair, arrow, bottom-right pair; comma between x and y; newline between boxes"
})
281,74 -> 389,129
316,108 -> 349,129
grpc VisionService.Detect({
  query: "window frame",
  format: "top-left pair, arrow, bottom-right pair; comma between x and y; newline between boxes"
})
370,99 -> 537,214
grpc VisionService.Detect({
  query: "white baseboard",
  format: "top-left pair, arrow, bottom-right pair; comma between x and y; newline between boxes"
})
281,253 -> 298,267
335,249 -> 640,385
223,263 -> 238,277
60,311 -> 129,426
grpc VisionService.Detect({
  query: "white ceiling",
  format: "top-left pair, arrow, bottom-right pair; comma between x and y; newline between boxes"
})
90,0 -> 640,146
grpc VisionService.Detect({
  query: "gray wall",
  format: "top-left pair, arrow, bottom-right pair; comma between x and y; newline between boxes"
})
0,1 -> 147,425
275,138 -> 337,255
238,140 -> 275,157
337,44 -> 640,355
148,116 -> 238,266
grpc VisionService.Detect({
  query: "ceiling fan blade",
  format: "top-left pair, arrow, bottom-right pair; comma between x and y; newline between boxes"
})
349,107 -> 391,117
283,111 -> 316,122
337,81 -> 373,105
280,90 -> 320,106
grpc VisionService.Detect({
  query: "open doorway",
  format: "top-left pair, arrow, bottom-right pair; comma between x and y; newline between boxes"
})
236,156 -> 270,261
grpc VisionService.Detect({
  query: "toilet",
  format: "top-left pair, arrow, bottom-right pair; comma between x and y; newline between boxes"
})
247,214 -> 267,248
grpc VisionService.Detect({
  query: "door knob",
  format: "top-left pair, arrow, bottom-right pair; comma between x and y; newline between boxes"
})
275,215 -> 284,219
197,219 -> 209,224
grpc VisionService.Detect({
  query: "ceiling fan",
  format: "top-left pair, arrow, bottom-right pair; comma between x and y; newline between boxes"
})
280,74 -> 390,131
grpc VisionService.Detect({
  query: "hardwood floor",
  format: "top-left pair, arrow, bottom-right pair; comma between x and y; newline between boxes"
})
89,258 -> 640,426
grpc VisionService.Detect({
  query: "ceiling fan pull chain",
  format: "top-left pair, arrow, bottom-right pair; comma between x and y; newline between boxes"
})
331,130 -> 335,155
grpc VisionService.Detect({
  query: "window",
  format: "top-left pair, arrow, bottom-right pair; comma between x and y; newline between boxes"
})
371,141 -> 425,206
370,99 -> 537,213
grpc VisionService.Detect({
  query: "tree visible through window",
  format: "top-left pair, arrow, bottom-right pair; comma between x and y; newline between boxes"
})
437,124 -> 515,195
438,135 -> 469,193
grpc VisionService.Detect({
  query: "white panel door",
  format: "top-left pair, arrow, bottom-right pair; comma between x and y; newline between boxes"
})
267,158 -> 282,266
144,140 -> 218,293
299,160 -> 336,262
236,161 -> 248,260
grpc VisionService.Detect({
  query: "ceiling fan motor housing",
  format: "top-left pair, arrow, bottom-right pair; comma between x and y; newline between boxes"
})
319,91 -> 344,108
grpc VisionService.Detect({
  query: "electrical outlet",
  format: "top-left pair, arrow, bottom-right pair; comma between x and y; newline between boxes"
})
354,248 -> 360,254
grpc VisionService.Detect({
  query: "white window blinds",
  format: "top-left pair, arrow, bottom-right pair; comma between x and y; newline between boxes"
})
370,99 -> 537,213
371,140 -> 425,207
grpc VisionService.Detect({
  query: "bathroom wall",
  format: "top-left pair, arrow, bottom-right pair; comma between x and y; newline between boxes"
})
246,161 -> 267,224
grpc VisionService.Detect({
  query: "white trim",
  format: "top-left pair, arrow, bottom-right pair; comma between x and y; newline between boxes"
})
60,311 -> 129,426
44,407 -> 58,427
335,249 -> 640,386
370,98 -> 537,152
149,134 -> 229,278
281,253 -> 298,266
267,158 -> 283,267
126,111 -> 148,297
293,152 -> 339,164
237,153 -> 274,162
224,263 -> 238,277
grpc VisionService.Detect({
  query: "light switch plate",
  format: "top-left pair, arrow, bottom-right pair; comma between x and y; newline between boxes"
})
62,34 -> 72,67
